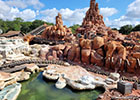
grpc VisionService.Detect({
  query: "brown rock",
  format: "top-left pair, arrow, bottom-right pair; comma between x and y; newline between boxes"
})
81,49 -> 91,64
96,48 -> 104,56
52,44 -> 66,51
67,45 -> 78,61
74,47 -> 81,63
127,57 -> 137,73
57,50 -> 63,59
92,37 -> 104,49
64,45 -> 72,57
80,38 -> 92,49
52,50 -> 58,60
133,45 -> 140,52
132,52 -> 140,59
48,56 -> 54,60
76,0 -> 108,36
90,50 -> 103,67
41,13 -> 72,40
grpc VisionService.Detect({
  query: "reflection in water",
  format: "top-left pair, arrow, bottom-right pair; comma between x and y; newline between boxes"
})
17,72 -> 103,100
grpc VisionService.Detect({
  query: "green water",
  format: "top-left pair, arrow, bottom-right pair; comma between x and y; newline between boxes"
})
17,72 -> 103,100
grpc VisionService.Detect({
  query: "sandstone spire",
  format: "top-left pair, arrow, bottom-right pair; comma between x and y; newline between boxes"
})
41,13 -> 72,40
82,0 -> 105,27
90,0 -> 96,9
56,13 -> 63,26
76,0 -> 107,36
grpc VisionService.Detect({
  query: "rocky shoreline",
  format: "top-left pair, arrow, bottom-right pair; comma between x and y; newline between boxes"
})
0,60 -> 119,100
0,59 -> 140,100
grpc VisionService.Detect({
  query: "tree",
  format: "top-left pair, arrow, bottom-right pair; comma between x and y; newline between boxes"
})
69,24 -> 80,34
0,19 -> 8,33
21,22 -> 32,34
13,17 -> 23,31
112,28 -> 118,31
30,20 -> 45,30
132,24 -> 140,32
119,25 -> 133,35
46,22 -> 54,26
14,17 -> 24,23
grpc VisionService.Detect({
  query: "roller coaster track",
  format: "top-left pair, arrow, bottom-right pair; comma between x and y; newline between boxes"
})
27,25 -> 46,35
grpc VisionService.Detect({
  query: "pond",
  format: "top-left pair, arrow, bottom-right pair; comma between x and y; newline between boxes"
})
17,72 -> 104,100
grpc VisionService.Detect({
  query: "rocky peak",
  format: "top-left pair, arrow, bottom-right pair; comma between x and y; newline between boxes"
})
82,0 -> 105,27
56,13 -> 63,27
76,0 -> 108,36
90,0 -> 96,9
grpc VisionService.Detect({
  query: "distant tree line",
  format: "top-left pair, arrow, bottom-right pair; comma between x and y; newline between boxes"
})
112,24 -> 140,35
0,17 -> 139,35
69,24 -> 80,34
0,17 -> 54,34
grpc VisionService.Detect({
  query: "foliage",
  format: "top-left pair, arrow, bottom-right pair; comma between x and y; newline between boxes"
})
0,18 -> 54,34
112,28 -> 118,31
119,25 -> 133,35
132,24 -> 140,32
69,24 -> 80,34
29,20 -> 45,30
21,22 -> 32,34
1,17 -> 140,35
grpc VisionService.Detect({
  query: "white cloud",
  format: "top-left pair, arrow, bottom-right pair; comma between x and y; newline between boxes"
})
104,0 -> 140,28
40,8 -> 88,26
105,17 -> 140,29
40,6 -> 119,26
0,0 -> 36,21
100,7 -> 118,17
5,0 -> 44,9
126,0 -> 140,19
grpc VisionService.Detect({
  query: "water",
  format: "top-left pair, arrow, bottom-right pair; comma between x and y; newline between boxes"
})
17,72 -> 103,100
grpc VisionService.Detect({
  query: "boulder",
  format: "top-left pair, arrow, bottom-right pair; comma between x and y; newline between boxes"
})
105,78 -> 116,85
80,38 -> 92,49
55,76 -> 67,89
74,47 -> 81,63
90,50 -> 104,66
43,70 -> 59,80
96,48 -> 104,57
13,71 -> 31,82
127,57 -> 137,73
81,49 -> 91,64
109,73 -> 120,81
63,45 -> 71,57
67,45 -> 78,61
92,37 -> 104,49
24,64 -> 39,73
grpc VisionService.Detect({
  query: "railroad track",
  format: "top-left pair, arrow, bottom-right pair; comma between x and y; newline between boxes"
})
0,59 -> 69,73
30,37 -> 65,45
84,66 -> 139,83
0,59 -> 139,82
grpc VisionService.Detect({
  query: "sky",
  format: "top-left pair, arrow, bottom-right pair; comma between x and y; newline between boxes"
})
0,0 -> 140,28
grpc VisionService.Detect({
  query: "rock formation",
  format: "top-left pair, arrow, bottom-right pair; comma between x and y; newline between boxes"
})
41,0 -> 140,74
41,13 -> 72,41
76,0 -> 109,37
43,64 -> 107,90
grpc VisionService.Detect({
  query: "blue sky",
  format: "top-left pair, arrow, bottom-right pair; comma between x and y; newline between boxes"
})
0,0 -> 140,28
